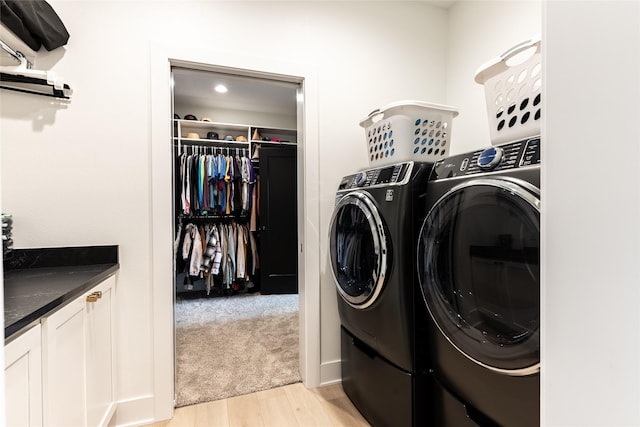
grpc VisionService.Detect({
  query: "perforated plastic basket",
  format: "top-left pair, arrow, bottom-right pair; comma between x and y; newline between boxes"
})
475,36 -> 542,145
359,100 -> 459,166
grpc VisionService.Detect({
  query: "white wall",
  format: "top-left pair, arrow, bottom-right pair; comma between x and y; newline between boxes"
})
1,1 -> 449,424
543,1 -> 640,425
446,0 -> 542,154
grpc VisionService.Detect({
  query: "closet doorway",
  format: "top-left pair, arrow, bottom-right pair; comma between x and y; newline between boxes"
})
171,66 -> 302,407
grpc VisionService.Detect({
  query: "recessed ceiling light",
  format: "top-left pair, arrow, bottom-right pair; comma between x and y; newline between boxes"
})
215,84 -> 228,93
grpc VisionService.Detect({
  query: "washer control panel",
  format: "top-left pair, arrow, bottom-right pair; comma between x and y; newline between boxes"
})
430,137 -> 540,180
477,146 -> 504,170
337,162 -> 412,191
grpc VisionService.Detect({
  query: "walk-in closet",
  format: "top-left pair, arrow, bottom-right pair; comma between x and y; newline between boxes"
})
171,67 -> 302,407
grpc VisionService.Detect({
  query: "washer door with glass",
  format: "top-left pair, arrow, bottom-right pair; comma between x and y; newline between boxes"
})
417,178 -> 540,375
329,191 -> 389,309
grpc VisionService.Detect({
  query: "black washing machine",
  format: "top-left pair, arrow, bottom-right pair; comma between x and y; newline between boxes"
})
417,137 -> 541,427
329,161 -> 433,427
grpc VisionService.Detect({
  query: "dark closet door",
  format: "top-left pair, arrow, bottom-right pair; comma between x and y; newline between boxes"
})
259,145 -> 298,294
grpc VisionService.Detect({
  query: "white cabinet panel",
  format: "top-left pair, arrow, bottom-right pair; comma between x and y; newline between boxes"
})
4,324 -> 43,427
42,297 -> 86,427
86,275 -> 116,427
41,275 -> 117,427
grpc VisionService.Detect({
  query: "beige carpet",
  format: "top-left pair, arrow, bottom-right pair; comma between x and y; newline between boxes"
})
174,294 -> 301,407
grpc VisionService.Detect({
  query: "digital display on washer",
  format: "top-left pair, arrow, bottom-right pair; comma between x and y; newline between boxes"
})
520,138 -> 541,166
375,167 -> 394,184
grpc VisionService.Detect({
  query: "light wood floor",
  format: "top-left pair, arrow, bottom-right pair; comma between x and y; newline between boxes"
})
145,382 -> 371,427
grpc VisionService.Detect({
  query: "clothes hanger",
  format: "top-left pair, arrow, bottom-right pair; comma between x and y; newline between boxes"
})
0,39 -> 72,99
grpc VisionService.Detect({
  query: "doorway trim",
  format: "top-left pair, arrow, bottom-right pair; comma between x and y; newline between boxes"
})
150,42 -> 320,421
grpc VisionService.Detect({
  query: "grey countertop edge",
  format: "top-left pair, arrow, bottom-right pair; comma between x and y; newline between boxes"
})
4,263 -> 120,342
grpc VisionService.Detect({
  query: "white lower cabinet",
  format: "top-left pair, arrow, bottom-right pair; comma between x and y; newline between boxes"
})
86,277 -> 116,427
4,324 -> 43,427
41,275 -> 117,427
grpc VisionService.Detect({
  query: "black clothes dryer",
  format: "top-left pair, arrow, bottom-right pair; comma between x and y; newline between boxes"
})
417,137 -> 541,427
329,161 -> 432,427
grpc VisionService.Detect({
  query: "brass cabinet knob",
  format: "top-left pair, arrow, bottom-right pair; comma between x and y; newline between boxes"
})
86,291 -> 103,302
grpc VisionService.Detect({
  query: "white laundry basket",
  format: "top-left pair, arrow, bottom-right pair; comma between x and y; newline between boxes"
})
359,100 -> 459,166
475,36 -> 542,145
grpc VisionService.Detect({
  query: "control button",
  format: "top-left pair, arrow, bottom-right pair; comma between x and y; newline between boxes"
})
355,171 -> 367,187
477,147 -> 504,170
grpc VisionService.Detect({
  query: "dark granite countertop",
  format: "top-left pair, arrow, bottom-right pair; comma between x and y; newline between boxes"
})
4,246 -> 119,340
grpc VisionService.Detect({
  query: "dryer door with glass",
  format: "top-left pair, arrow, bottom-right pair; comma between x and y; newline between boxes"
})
329,191 -> 389,309
417,178 -> 540,375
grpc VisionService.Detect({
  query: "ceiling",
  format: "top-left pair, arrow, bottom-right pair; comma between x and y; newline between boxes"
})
172,67 -> 299,116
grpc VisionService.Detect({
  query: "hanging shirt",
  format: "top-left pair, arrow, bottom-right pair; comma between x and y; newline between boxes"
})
226,224 -> 236,286
179,153 -> 188,214
182,223 -> 203,277
218,223 -> 228,283
241,156 -> 250,213
225,155 -> 232,215
217,154 -> 227,214
236,225 -> 248,279
201,155 -> 210,213
190,155 -> 200,214
207,155 -> 215,213
233,155 -> 243,214
249,230 -> 259,274
198,155 -> 205,214
250,175 -> 258,232
184,154 -> 193,215
202,224 -> 222,275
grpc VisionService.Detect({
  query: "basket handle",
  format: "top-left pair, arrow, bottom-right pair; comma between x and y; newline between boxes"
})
474,36 -> 541,84
367,108 -> 384,123
500,37 -> 540,63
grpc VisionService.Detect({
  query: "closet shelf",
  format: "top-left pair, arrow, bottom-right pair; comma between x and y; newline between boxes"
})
174,119 -> 250,129
251,140 -> 297,145
174,137 -> 250,145
174,119 -> 298,151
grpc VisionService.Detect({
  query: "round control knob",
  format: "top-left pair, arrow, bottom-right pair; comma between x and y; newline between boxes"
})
477,147 -> 504,170
355,171 -> 368,187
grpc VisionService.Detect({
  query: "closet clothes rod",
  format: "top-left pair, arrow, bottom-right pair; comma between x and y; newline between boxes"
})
173,143 -> 249,150
177,214 -> 250,221
173,144 -> 249,156
174,139 -> 250,147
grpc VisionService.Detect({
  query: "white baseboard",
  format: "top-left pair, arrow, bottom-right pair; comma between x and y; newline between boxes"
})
112,394 -> 156,427
319,359 -> 342,386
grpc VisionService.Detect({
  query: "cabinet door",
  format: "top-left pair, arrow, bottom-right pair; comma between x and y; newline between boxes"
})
86,275 -> 116,427
5,324 -> 43,427
42,297 -> 87,427
258,145 -> 298,294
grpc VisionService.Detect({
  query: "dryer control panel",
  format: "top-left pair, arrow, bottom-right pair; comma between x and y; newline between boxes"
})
337,162 -> 412,191
430,137 -> 540,181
